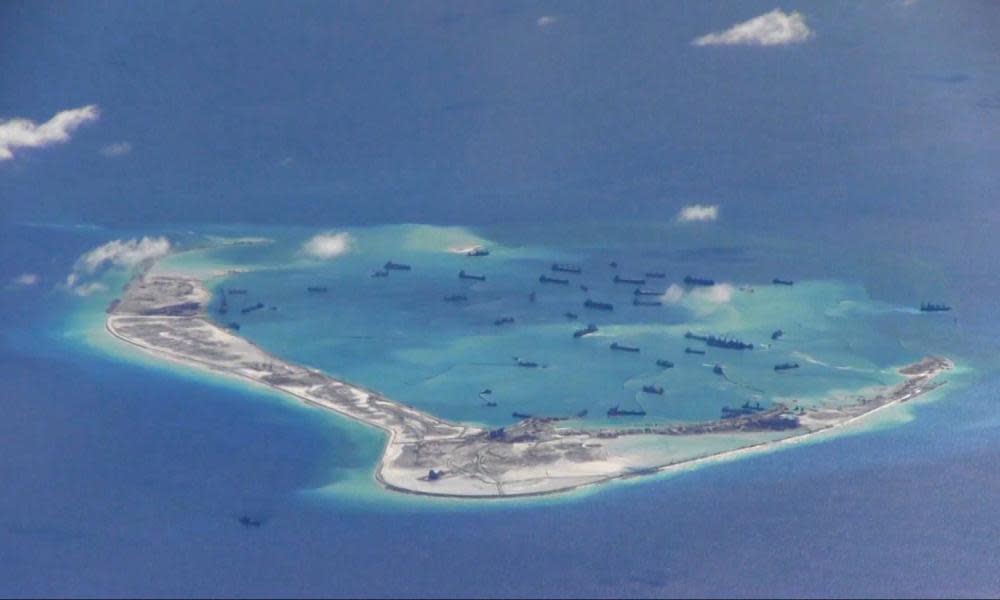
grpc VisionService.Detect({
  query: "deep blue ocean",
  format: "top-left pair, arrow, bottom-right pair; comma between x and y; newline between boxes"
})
3,1 -> 1000,597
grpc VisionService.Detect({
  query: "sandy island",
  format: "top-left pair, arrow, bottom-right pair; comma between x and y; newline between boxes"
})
105,272 -> 953,498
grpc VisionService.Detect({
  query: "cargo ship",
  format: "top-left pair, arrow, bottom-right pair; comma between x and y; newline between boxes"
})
466,247 -> 490,257
443,294 -> 468,303
539,274 -> 569,285
685,347 -> 706,355
614,275 -> 646,285
683,275 -> 715,287
773,278 -> 794,286
642,385 -> 664,395
307,286 -> 328,293
607,404 -> 646,417
774,362 -> 800,371
684,331 -> 708,341
920,302 -> 952,312
494,317 -> 515,326
656,359 -> 675,369
573,324 -> 598,338
645,272 -> 666,279
705,335 -> 753,350
633,298 -> 662,306
459,270 -> 486,281
610,342 -> 640,353
241,302 -> 264,314
634,289 -> 662,296
721,401 -> 765,419
584,299 -> 614,311
384,261 -> 412,271
552,263 -> 582,274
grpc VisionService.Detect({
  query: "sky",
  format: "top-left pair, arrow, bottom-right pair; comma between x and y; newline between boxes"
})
1,1 -> 998,227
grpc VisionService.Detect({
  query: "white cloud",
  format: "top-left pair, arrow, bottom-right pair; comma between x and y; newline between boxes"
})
661,284 -> 685,304
690,283 -> 735,304
101,141 -> 132,157
677,204 -> 719,223
537,16 -> 557,27
302,232 -> 354,259
8,273 -> 40,288
0,104 -> 99,160
65,236 -> 172,294
72,282 -> 108,297
693,9 -> 813,47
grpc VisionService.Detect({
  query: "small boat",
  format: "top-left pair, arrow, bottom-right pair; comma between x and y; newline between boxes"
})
484,401 -> 498,407
584,299 -> 614,311
773,278 -> 794,286
712,364 -> 725,376
576,409 -> 589,418
226,322 -> 241,331
633,298 -> 662,307
227,289 -> 248,295
238,516 -> 263,528
564,311 -> 579,320
443,294 -> 468,303
642,385 -> 664,395
552,263 -> 582,274
514,357 -> 539,368
645,272 -> 666,279
494,316 -> 515,326
467,247 -> 490,257
307,286 -> 328,293
614,275 -> 646,285
607,404 -> 646,417
656,359 -> 674,369
685,347 -> 706,355
633,289 -> 662,296
371,269 -> 389,278
771,329 -> 784,341
512,412 -> 533,419
241,302 -> 265,314
384,261 -> 412,271
683,275 -> 715,287
774,362 -> 800,371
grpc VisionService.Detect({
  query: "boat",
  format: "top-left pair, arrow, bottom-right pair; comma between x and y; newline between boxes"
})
459,270 -> 486,281
773,278 -> 794,286
443,294 -> 468,303
573,323 -> 598,338
238,516 -> 263,528
427,469 -> 444,481
384,261 -> 412,271
584,299 -> 614,311
712,364 -> 725,376
539,274 -> 569,285
226,322 -> 241,331
576,409 -> 589,418
607,404 -> 646,417
774,362 -> 800,371
683,275 -> 715,287
642,385 -> 664,395
241,302 -> 264,314
466,247 -> 490,257
484,401 -> 498,407
721,401 -> 765,419
920,303 -> 952,312
480,389 -> 493,395
705,335 -> 753,350
684,331 -> 708,341
609,261 -> 618,269
552,263 -> 582,274
529,291 -> 536,303
634,289 -> 662,296
512,412 -> 533,419
217,291 -> 228,314
227,289 -> 248,295
610,342 -> 640,353
633,298 -> 662,307
514,357 -> 539,368
656,359 -> 674,369
494,316 -> 515,326
685,347 -> 706,355
645,272 -> 666,279
307,286 -> 328,293
371,269 -> 389,278
771,329 -> 784,340
614,275 -> 646,285
564,311 -> 579,320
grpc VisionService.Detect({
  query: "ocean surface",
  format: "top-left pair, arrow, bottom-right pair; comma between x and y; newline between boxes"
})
4,219 -> 1000,598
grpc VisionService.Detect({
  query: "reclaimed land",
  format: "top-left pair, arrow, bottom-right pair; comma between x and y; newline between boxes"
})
106,272 -> 953,498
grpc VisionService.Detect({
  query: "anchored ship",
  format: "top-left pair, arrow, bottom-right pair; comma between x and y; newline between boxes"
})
685,347 -> 706,355
614,275 -> 646,285
225,322 -> 241,331
656,359 -> 674,369
645,272 -> 666,279
712,364 -> 725,376
564,311 -> 579,320
683,275 -> 715,287
241,302 -> 264,314
634,289 -> 662,296
633,298 -> 662,306
228,289 -> 248,295
920,302 -> 952,312
584,299 -> 614,311
610,342 -> 640,353
771,329 -> 784,340
684,331 -> 708,341
539,274 -> 569,285
721,401 -> 765,419
774,362 -> 800,371
459,270 -> 486,281
773,278 -> 794,286
371,269 -> 389,278
552,263 -> 582,274
307,286 -> 328,293
642,385 -> 664,395
514,357 -> 539,368
466,247 -> 490,257
573,324 -> 598,338
443,294 -> 468,303
705,336 -> 753,350
384,261 -> 412,271
494,317 -> 515,326
607,404 -> 646,417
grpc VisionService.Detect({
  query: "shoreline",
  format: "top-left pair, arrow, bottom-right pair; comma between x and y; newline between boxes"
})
104,271 -> 953,499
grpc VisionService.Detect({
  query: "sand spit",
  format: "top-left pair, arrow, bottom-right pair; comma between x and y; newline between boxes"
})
106,273 -> 952,498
